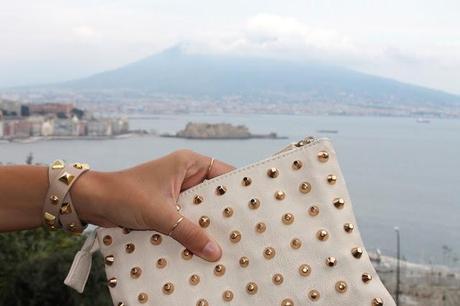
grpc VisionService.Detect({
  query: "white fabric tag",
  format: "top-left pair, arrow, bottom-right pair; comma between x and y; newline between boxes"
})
64,230 -> 99,293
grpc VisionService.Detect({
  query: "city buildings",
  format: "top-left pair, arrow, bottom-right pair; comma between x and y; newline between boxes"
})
0,99 -> 129,139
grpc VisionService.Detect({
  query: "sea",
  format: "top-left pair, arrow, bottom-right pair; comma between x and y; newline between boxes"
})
1,114 -> 459,266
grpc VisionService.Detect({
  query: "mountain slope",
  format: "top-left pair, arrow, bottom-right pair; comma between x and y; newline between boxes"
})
61,46 -> 460,106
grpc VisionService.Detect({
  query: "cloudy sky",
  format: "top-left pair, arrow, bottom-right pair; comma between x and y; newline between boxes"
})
1,0 -> 459,94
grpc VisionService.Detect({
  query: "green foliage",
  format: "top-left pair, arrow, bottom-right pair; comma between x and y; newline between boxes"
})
0,228 -> 111,306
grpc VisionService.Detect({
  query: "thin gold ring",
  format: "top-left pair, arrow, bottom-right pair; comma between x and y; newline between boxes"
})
168,215 -> 184,236
206,157 -> 215,179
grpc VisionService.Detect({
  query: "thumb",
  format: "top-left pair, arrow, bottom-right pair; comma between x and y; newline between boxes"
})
168,212 -> 222,262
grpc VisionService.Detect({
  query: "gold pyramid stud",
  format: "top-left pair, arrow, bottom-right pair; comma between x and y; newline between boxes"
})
51,160 -> 65,169
49,195 -> 59,205
43,212 -> 56,226
58,172 -> 75,185
73,162 -> 90,170
60,202 -> 72,215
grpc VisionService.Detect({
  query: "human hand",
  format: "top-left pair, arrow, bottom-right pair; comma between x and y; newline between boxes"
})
72,150 -> 235,262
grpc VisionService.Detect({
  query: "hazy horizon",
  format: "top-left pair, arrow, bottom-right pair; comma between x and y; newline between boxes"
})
1,1 -> 460,95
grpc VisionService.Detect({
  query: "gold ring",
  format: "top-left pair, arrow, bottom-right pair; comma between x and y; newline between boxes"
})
206,157 -> 215,179
168,215 -> 184,236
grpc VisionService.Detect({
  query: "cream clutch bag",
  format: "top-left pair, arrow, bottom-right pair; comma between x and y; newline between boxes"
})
65,137 -> 395,306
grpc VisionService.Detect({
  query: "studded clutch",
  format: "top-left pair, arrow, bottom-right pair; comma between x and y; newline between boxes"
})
65,137 -> 395,306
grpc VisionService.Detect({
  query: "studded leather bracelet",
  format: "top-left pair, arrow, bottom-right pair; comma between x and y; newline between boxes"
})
42,160 -> 90,234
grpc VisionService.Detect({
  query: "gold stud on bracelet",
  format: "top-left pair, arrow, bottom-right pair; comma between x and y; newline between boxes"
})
58,172 -> 75,185
60,202 -> 72,215
43,212 -> 56,227
49,195 -> 59,205
51,160 -> 65,169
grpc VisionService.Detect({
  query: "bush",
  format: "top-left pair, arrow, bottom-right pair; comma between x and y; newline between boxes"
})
0,228 -> 111,306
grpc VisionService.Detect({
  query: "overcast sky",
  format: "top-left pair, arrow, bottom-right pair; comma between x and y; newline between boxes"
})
1,0 -> 459,94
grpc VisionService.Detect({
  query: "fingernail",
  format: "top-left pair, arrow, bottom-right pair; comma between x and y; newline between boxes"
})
202,241 -> 221,259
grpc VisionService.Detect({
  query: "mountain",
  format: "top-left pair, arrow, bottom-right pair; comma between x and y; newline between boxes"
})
61,45 -> 460,106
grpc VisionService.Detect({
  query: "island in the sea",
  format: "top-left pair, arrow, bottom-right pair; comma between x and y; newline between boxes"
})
161,122 -> 286,139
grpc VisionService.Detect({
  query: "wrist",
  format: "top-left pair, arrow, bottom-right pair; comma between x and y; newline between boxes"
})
71,170 -> 113,226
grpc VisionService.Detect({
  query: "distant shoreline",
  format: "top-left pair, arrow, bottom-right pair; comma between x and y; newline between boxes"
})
160,133 -> 288,140
0,132 -> 147,144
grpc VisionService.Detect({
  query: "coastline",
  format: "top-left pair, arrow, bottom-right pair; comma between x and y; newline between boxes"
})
0,132 -> 148,144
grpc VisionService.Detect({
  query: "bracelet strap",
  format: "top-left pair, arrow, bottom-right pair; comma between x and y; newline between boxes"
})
43,160 -> 90,234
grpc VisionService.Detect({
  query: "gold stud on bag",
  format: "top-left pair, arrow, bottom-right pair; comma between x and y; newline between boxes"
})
65,137 -> 395,305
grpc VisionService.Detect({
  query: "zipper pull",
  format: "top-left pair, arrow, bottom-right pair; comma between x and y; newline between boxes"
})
273,136 -> 316,155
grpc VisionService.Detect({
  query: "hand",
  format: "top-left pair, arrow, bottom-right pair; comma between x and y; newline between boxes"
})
72,150 -> 235,262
